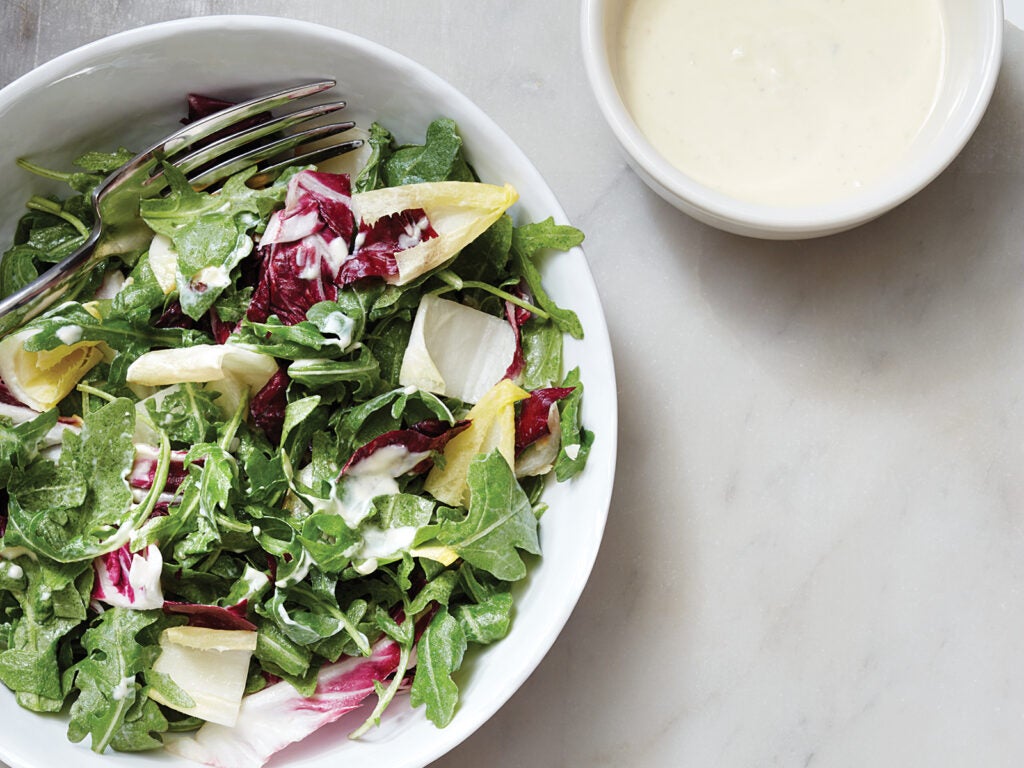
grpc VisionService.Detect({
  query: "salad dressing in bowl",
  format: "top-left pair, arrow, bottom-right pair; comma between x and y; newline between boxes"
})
614,0 -> 948,207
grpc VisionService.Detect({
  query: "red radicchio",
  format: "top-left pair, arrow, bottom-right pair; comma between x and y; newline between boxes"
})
166,630 -> 402,766
250,369 -> 289,445
166,608 -> 434,767
92,543 -> 164,610
182,93 -> 273,148
337,208 -> 438,285
154,300 -> 234,344
342,419 -> 471,476
129,445 -> 191,493
515,387 -> 575,455
0,379 -> 25,408
503,282 -> 533,381
163,600 -> 257,631
247,171 -> 356,325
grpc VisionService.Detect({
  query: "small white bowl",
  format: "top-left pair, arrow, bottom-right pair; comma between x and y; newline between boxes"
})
581,0 -> 1004,240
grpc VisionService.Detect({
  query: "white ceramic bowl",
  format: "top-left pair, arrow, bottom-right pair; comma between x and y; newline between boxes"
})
0,15 -> 617,768
581,0 -> 1004,239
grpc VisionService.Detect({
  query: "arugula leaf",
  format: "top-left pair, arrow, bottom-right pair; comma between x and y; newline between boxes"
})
143,383 -> 221,445
0,408 -> 58,487
437,450 -> 541,581
237,428 -> 289,506
235,293 -> 373,360
554,366 -> 594,481
6,398 -> 137,562
0,242 -> 41,298
511,218 -> 585,339
448,214 -> 514,284
280,395 -> 329,462
166,442 -> 236,563
254,616 -> 312,678
73,148 -> 136,175
409,608 -> 466,727
18,147 -> 134,196
363,315 -> 412,388
286,347 -> 382,397
0,556 -> 91,712
0,197 -> 93,298
259,572 -> 370,655
407,569 -> 460,615
299,513 -> 361,572
383,118 -> 476,186
67,607 -> 167,753
111,252 -> 166,317
332,387 -> 454,457
353,122 -> 395,193
520,318 -> 564,389
454,592 -> 513,644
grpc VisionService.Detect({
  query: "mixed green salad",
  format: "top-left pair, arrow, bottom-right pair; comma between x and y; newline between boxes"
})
0,98 -> 592,767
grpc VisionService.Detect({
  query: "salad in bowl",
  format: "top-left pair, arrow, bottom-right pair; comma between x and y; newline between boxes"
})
0,16 -> 615,768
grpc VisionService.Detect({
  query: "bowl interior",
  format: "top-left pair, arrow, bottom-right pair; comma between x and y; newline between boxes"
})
0,16 -> 616,768
583,0 -> 1003,238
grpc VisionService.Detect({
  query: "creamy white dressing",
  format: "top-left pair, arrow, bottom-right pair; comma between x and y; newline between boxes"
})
56,325 -> 83,345
616,0 -> 947,206
352,525 -> 419,575
323,236 -> 350,274
297,249 -> 321,280
330,443 -> 429,527
112,675 -> 134,701
192,265 -> 232,290
273,548 -> 312,589
239,565 -> 270,597
320,311 -> 356,350
4,562 -> 23,580
2,547 -> 36,563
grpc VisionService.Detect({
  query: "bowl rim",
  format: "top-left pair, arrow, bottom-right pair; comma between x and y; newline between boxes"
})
0,13 -> 618,768
580,0 -> 1006,237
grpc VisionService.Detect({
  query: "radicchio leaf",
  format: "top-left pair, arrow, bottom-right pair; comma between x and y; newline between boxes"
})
250,369 -> 289,445
342,419 -> 470,476
515,387 -> 574,454
91,543 -> 164,610
162,600 -> 257,631
0,379 -> 25,407
248,172 -> 356,326
182,93 -> 273,148
165,631 -> 403,767
503,282 -> 533,381
155,300 -> 234,344
337,208 -> 437,285
128,445 -> 191,493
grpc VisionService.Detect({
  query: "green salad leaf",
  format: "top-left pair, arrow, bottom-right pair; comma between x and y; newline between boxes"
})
437,450 -> 541,581
6,398 -> 137,562
67,607 -> 169,753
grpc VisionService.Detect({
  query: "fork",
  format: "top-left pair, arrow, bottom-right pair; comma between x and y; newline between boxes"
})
0,79 -> 361,337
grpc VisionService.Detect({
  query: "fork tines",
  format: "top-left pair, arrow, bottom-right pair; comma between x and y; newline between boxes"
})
149,79 -> 363,191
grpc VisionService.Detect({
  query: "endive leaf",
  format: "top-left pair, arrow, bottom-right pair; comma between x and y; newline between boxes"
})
351,181 -> 518,285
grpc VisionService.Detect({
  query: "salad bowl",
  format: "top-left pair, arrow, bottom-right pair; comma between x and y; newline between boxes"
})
0,14 -> 616,768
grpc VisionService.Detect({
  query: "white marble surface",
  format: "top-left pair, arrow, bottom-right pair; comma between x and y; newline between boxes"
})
3,1 -> 1024,766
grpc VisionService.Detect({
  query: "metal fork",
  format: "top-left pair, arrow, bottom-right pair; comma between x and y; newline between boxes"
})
0,79 -> 361,336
